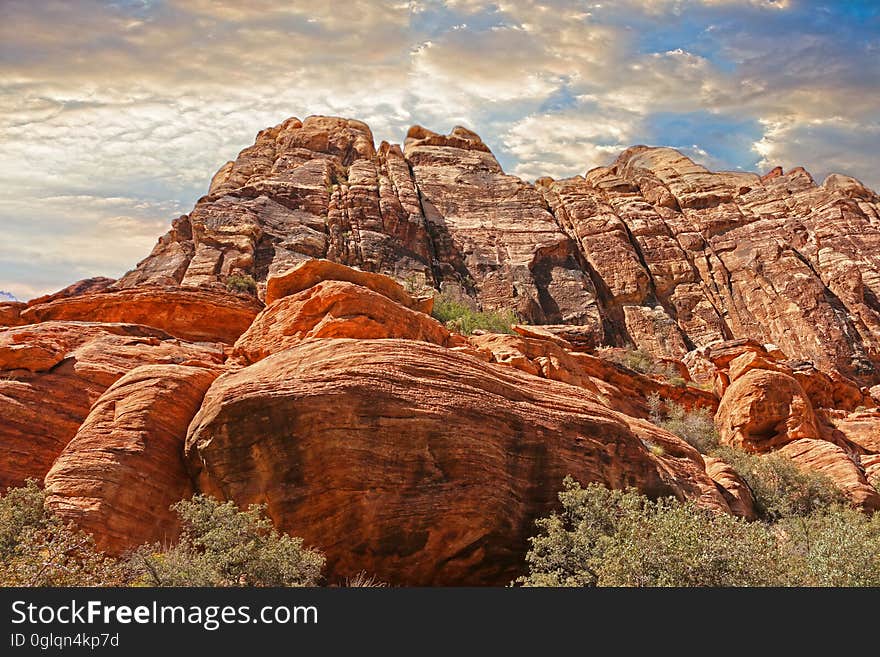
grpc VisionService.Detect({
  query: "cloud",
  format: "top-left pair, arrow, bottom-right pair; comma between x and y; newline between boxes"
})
0,0 -> 878,298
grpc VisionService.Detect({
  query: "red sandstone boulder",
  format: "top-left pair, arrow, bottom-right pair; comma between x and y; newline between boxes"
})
186,338 -> 725,586
778,438 -> 880,510
0,302 -> 26,327
715,369 -> 820,452
20,287 -> 262,344
703,456 -> 757,520
234,280 -> 450,365
265,258 -> 432,311
0,322 -> 224,488
44,364 -> 219,554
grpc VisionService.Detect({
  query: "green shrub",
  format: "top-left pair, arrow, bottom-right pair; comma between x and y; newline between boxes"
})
781,506 -> 880,586
226,273 -> 257,295
128,495 -> 324,587
606,348 -> 656,374
602,349 -> 684,382
712,447 -> 846,521
517,478 -> 785,587
647,394 -> 719,454
431,293 -> 517,335
0,480 -> 125,586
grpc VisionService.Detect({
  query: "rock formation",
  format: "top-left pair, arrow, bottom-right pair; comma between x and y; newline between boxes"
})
2,114 -> 879,584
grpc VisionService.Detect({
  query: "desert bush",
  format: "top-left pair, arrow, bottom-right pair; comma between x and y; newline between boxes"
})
0,480 -> 125,586
431,293 -> 517,335
226,273 -> 257,295
603,349 -> 684,383
781,506 -> 880,586
344,571 -> 388,587
714,447 -> 846,521
517,477 -> 785,587
128,495 -> 324,587
647,394 -> 719,454
605,348 -> 656,374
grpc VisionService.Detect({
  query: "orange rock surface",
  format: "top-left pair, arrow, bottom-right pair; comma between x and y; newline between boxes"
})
265,258 -> 432,311
44,364 -> 219,554
186,338 -> 724,585
715,369 -> 820,452
778,438 -> 880,510
0,302 -> 26,327
0,322 -> 224,488
20,287 -> 263,344
234,280 -> 450,365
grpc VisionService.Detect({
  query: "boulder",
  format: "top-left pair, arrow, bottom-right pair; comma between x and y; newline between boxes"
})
186,338 -> 722,585
45,364 -> 219,554
20,287 -> 263,344
715,369 -> 820,452
234,280 -> 451,365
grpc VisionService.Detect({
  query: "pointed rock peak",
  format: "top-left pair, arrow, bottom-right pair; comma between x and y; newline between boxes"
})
378,140 -> 405,158
786,166 -> 815,184
822,172 -> 875,200
403,123 -> 491,155
761,166 -> 784,182
612,145 -> 707,178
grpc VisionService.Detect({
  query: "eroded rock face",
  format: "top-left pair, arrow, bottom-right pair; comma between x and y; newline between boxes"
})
186,338 -> 722,585
20,287 -> 263,344
265,258 -> 431,311
44,364 -> 219,554
104,116 -> 880,386
405,126 -> 604,331
0,302 -> 26,327
715,369 -> 820,452
778,439 -> 880,511
233,280 -> 451,365
0,322 -> 224,488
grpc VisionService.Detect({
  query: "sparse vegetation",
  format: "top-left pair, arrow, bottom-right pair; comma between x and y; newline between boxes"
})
431,292 -> 518,335
601,348 -> 682,382
518,477 -> 879,587
128,495 -> 324,587
647,394 -> 719,454
714,446 -> 846,521
646,394 -> 845,520
344,571 -> 388,587
226,273 -> 257,295
0,480 -> 126,586
1,483 -> 324,587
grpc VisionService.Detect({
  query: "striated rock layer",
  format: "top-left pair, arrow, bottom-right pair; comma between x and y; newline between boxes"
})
45,364 -> 220,553
186,338 -> 727,586
113,115 -> 880,384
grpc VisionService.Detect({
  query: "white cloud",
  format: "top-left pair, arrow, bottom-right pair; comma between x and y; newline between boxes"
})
0,0 -> 876,297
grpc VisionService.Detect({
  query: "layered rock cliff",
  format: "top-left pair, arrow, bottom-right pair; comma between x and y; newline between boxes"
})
2,115 -> 879,585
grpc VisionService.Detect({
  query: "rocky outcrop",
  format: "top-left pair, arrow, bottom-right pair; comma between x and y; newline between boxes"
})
186,337 -> 727,586
0,302 -> 26,327
0,322 -> 224,488
20,287 -> 263,344
27,277 -> 116,306
4,113 -> 880,584
107,116 -> 879,387
44,364 -> 219,553
233,280 -> 451,365
265,258 -> 432,311
778,439 -> 880,510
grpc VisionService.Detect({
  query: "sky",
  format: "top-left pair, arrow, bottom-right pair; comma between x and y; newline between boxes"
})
1,0 -> 878,300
